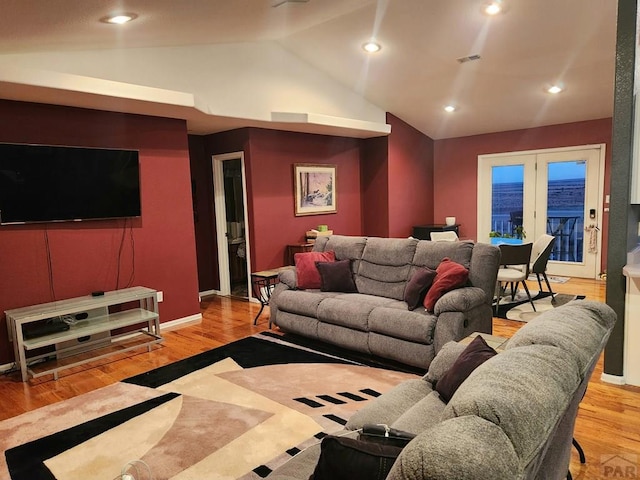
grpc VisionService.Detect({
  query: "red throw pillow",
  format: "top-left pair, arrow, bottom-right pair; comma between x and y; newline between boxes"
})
294,251 -> 336,289
423,258 -> 469,312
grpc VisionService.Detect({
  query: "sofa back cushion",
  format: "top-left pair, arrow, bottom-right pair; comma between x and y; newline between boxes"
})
412,240 -> 473,270
441,344 -> 580,466
314,235 -> 367,272
356,237 -> 418,300
440,300 -> 616,470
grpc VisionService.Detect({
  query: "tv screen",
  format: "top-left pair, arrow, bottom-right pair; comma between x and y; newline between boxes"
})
0,143 -> 141,225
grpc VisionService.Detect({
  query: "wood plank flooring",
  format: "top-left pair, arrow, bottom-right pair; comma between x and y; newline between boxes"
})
0,277 -> 638,479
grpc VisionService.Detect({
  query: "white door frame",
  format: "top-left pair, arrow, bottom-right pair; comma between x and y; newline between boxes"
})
477,144 -> 606,279
212,152 -> 252,297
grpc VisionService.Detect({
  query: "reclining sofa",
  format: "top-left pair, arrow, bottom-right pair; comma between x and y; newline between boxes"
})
267,300 -> 617,480
270,235 -> 501,369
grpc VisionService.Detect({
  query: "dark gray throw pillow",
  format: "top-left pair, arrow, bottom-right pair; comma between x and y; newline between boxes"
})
309,435 -> 403,480
435,335 -> 497,403
404,267 -> 437,310
316,259 -> 357,292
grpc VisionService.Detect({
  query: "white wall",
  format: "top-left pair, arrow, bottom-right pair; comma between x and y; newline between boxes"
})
0,42 -> 386,126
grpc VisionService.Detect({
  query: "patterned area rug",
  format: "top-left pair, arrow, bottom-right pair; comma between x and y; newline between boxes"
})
0,333 -> 418,480
495,290 -> 585,322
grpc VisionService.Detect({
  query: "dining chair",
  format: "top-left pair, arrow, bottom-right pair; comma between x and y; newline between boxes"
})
495,242 -> 535,314
530,234 -> 557,298
429,231 -> 459,242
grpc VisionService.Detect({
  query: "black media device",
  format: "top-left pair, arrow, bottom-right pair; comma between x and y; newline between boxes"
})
0,143 -> 141,225
91,291 -> 105,297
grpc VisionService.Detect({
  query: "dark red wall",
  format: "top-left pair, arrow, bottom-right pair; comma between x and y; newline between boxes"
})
188,135 -> 217,292
433,118 -> 612,270
361,136 -> 389,237
387,114 -> 434,237
246,129 -> 363,270
0,100 -> 201,364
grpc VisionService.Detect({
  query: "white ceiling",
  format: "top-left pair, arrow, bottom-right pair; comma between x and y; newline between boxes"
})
0,0 -> 618,140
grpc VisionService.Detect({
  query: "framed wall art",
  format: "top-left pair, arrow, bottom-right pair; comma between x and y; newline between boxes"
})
293,164 -> 337,216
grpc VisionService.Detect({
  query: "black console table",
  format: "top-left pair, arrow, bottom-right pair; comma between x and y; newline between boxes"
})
412,224 -> 460,240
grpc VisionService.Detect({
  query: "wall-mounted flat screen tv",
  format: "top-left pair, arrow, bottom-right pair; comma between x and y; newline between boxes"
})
0,143 -> 141,225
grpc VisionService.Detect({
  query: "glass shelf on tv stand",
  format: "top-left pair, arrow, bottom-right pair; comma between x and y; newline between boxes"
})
5,286 -> 162,381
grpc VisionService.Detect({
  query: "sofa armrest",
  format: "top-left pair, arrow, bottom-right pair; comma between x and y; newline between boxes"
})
278,268 -> 297,289
434,286 -> 487,315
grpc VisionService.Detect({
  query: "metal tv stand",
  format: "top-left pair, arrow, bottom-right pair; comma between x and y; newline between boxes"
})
5,287 -> 162,382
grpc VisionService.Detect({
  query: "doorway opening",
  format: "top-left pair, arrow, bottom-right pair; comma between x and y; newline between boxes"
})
212,152 -> 251,298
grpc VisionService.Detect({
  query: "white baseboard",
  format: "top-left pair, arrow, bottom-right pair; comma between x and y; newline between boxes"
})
161,313 -> 203,331
199,289 -> 219,300
601,373 -> 626,385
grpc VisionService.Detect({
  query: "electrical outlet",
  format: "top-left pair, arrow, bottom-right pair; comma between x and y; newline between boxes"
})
157,291 -> 163,302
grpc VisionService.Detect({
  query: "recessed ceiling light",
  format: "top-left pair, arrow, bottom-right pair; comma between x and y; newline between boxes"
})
101,13 -> 138,24
547,85 -> 564,94
362,42 -> 381,53
483,1 -> 503,15
444,105 -> 457,113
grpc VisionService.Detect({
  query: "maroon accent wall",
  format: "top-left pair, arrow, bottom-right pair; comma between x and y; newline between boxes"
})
192,128 -> 363,281
188,135 -> 217,292
0,100 -> 201,364
387,114 -> 434,237
246,129 -> 363,270
361,136 -> 389,237
360,115 -> 434,237
433,118 -> 612,270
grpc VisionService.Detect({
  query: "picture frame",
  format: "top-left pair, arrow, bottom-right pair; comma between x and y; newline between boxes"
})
294,164 -> 337,216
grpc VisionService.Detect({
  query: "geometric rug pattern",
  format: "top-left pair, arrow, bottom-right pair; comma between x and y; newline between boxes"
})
1,333 -> 417,480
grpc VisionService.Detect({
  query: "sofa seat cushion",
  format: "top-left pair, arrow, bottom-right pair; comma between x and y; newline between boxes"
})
368,307 -> 436,344
313,294 -> 400,330
390,391 -> 447,434
346,378 -> 433,430
317,297 -> 378,331
275,290 -> 340,318
441,344 -> 580,465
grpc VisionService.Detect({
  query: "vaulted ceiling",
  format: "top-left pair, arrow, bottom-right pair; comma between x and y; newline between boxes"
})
0,0 -> 618,139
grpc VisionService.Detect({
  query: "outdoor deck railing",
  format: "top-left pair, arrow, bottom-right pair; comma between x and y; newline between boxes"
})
491,216 -> 583,262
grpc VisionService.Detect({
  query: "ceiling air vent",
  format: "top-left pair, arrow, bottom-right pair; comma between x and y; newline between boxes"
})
457,54 -> 481,64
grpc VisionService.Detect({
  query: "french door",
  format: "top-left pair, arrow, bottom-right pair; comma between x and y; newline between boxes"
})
477,146 -> 604,279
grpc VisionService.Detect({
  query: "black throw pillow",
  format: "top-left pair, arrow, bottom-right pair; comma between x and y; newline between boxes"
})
403,267 -> 437,310
435,335 -> 498,403
316,259 -> 357,292
309,435 -> 403,480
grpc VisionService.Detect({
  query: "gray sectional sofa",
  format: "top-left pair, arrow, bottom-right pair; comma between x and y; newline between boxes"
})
270,235 -> 501,369
267,300 -> 617,480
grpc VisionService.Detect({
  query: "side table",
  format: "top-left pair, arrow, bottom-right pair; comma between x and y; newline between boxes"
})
412,224 -> 460,241
286,243 -> 314,265
250,266 -> 294,325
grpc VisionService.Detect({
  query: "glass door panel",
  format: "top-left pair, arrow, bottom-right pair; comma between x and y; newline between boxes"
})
546,161 -> 586,262
536,149 -> 601,278
490,165 -> 524,243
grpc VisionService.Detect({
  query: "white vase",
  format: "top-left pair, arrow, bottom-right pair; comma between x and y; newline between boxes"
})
445,216 -> 456,226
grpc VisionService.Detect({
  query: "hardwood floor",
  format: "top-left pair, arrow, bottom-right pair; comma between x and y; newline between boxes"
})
0,277 -> 638,479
